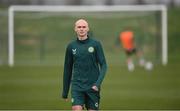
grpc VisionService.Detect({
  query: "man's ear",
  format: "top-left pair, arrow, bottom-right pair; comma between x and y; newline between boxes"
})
74,26 -> 77,32
87,27 -> 89,32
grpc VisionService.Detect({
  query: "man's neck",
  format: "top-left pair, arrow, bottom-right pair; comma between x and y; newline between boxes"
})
78,36 -> 88,40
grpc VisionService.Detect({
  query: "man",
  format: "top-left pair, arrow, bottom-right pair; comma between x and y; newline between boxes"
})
62,19 -> 107,110
119,27 -> 144,71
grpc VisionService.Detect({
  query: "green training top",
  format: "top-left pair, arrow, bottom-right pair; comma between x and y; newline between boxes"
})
62,37 -> 107,99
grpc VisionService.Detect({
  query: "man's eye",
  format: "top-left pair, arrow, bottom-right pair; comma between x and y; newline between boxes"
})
77,26 -> 86,28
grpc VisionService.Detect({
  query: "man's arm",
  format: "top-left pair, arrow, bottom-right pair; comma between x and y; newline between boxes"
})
94,41 -> 107,88
62,44 -> 73,99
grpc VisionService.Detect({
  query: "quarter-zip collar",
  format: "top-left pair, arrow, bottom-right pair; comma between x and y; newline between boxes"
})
77,36 -> 90,44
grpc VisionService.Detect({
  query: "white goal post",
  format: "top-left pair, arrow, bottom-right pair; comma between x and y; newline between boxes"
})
8,5 -> 168,67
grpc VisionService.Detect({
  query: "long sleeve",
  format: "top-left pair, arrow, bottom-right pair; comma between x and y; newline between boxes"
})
62,44 -> 73,99
95,41 -> 107,87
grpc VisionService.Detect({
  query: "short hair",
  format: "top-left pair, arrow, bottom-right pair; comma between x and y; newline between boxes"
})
75,19 -> 89,27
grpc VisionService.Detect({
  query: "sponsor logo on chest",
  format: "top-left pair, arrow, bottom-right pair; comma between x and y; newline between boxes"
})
72,49 -> 76,55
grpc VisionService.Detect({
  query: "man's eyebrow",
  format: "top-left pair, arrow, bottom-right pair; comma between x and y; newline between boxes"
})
77,26 -> 86,28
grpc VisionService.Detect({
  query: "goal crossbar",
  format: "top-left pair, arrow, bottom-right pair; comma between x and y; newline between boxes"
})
8,5 -> 168,66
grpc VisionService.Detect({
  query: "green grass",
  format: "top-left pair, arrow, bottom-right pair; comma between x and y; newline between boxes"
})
0,62 -> 180,110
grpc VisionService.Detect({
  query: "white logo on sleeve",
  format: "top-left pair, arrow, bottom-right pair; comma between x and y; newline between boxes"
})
72,49 -> 76,55
88,47 -> 94,53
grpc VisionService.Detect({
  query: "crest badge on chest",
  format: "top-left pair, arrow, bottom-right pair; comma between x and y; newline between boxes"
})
88,46 -> 94,53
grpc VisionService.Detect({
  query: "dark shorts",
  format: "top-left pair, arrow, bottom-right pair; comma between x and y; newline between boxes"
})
71,88 -> 100,110
125,48 -> 137,56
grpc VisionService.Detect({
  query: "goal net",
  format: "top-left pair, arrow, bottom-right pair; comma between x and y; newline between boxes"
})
8,5 -> 167,66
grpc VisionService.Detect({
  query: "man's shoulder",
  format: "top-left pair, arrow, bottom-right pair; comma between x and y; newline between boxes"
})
68,39 -> 77,46
65,39 -> 77,50
89,38 -> 100,44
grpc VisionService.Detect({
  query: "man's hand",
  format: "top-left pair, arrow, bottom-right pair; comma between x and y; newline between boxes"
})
63,98 -> 68,101
92,85 -> 99,91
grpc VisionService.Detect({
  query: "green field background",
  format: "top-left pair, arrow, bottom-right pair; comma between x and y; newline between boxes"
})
0,7 -> 180,110
13,11 -> 160,65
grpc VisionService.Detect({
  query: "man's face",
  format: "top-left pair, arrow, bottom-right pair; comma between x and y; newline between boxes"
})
74,20 -> 89,37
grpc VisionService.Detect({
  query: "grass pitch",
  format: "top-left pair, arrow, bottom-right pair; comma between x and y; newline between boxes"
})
0,62 -> 180,110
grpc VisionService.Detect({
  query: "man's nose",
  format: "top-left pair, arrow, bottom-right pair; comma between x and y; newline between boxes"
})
80,28 -> 84,30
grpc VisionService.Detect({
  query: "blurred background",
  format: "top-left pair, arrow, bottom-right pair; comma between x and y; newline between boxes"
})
0,0 -> 180,110
0,0 -> 180,6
